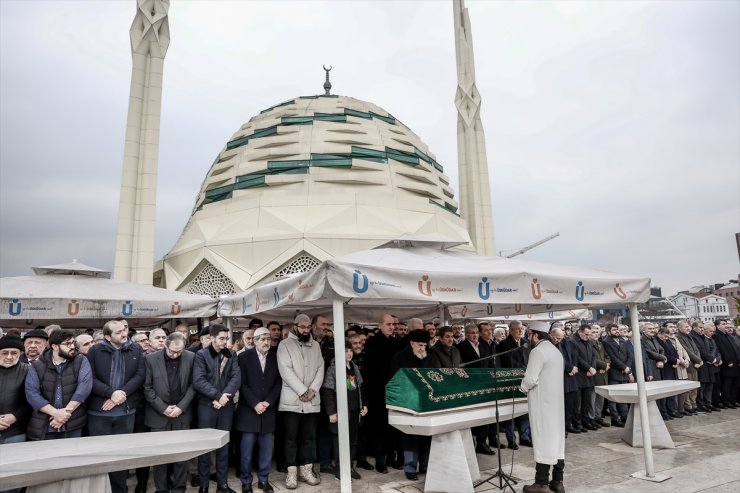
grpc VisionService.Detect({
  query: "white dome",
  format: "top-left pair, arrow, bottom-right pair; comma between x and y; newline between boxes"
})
159,94 -> 472,296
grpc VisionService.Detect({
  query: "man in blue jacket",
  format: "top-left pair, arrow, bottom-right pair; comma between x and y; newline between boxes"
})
193,324 -> 241,493
86,320 -> 145,493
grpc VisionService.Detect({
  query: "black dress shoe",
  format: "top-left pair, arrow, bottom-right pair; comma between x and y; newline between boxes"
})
375,464 -> 388,474
356,459 -> 374,470
217,485 -> 236,493
565,426 -> 581,433
391,460 -> 404,469
507,442 -> 519,450
611,420 -> 625,428
241,484 -> 253,493
350,468 -> 361,480
198,488 -> 208,493
519,439 -> 533,447
192,475 -> 200,487
256,481 -> 273,493
475,444 -> 495,455
670,411 -> 683,418
320,465 -> 335,474
583,423 -> 598,431
405,472 -> 419,481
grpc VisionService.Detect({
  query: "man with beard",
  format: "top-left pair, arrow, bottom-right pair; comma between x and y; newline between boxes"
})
86,320 -> 146,492
390,329 -> 440,481
276,314 -> 324,489
430,326 -> 462,368
25,329 -> 92,440
236,327 -> 281,493
520,323 -> 566,493
193,324 -> 241,493
363,314 -> 402,473
22,328 -> 48,363
550,327 -> 580,433
144,332 -> 196,493
0,335 -> 31,444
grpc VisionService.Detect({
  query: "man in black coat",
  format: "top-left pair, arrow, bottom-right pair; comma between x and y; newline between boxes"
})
235,328 -> 281,493
496,321 -> 532,448
691,322 -> 720,411
390,329 -> 439,481
602,323 -> 634,426
570,324 -> 599,431
0,335 -> 30,444
713,319 -> 739,408
362,314 -> 401,473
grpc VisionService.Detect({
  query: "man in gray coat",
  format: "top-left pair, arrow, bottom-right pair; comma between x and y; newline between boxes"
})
144,332 -> 196,493
277,314 -> 324,489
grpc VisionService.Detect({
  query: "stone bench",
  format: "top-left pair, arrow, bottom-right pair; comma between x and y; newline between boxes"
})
595,380 -> 699,449
0,428 -> 228,492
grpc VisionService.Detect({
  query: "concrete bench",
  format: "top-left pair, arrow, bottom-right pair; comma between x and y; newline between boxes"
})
0,428 -> 228,492
595,380 -> 699,449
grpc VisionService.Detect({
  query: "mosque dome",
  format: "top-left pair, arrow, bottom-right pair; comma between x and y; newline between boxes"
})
156,94 -> 472,297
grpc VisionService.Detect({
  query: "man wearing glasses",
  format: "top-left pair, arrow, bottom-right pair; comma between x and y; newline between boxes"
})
25,329 -> 92,440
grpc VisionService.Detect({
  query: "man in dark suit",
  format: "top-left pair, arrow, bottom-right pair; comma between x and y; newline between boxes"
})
235,327 -> 281,493
457,322 -> 498,454
713,319 -> 739,409
570,324 -> 599,431
496,321 -> 532,448
602,323 -> 634,426
143,332 -> 196,493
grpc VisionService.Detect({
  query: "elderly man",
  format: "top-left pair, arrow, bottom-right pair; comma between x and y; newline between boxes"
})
690,322 -> 718,412
590,326 -> 611,427
193,324 -> 240,493
550,327 -> 580,433
277,314 -> 324,489
497,320 -> 532,448
363,314 -> 402,473
133,332 -> 151,353
0,335 -> 31,444
22,328 -> 48,363
520,323 -> 566,493
675,320 -> 703,415
144,332 -> 196,493
149,328 -> 168,353
74,333 -> 94,356
86,320 -> 145,492
25,330 -> 92,440
239,328 -> 256,353
570,324 -> 599,431
390,329 -> 439,480
236,327 -> 281,493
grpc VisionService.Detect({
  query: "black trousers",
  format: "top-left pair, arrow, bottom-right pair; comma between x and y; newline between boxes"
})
573,387 -> 594,426
535,460 -> 565,484
721,375 -> 738,405
151,420 -> 189,493
564,391 -> 577,428
282,411 -> 319,467
330,410 -> 359,468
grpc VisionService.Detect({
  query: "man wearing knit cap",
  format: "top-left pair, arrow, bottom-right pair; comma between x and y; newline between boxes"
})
0,335 -> 31,444
276,313 -> 324,489
236,327 -> 281,493
22,328 -> 48,363
520,321 -> 566,493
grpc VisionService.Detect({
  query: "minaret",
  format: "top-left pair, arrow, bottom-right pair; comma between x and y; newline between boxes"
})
453,0 -> 495,255
114,0 -> 170,284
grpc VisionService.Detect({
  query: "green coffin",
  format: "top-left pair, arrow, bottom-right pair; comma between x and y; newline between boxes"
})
386,367 -> 526,414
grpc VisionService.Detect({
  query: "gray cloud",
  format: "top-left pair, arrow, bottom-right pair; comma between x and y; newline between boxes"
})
1,0 -> 737,296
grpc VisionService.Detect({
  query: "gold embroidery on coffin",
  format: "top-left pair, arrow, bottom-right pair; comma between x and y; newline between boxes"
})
413,368 -> 525,403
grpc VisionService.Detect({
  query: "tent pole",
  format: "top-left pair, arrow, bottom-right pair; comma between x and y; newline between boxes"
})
628,302 -> 656,479
332,298 -> 351,492
438,303 -> 446,326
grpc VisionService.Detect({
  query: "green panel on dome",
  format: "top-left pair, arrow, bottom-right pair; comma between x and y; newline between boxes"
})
386,147 -> 420,165
259,99 -> 295,114
251,126 -> 278,138
314,113 -> 347,122
350,146 -> 387,159
226,136 -> 249,150
281,116 -> 314,125
369,111 -> 395,125
225,126 -> 278,150
429,198 -> 460,216
344,108 -> 372,120
268,160 -> 311,171
234,176 -> 265,189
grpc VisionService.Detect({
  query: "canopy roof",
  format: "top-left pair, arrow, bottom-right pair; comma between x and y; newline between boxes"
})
218,246 -> 650,321
1,261 -> 217,323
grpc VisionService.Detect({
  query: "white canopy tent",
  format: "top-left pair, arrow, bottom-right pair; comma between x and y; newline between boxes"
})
219,244 -> 660,490
0,261 -> 217,329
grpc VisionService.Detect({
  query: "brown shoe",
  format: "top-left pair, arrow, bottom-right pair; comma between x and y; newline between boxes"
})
522,483 -> 551,493
549,480 -> 565,493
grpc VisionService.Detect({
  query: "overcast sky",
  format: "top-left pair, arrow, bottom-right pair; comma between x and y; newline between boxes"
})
1,0 -> 738,296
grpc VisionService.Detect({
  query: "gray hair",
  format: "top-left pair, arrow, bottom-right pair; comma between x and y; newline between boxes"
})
407,318 -> 423,330
149,328 -> 167,342
166,332 -> 187,347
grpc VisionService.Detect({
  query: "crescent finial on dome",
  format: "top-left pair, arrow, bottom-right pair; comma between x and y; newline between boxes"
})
323,65 -> 332,95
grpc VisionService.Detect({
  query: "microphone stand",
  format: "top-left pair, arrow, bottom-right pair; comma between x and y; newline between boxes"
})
461,344 -> 525,493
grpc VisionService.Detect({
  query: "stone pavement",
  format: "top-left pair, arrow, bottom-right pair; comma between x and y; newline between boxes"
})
133,407 -> 739,492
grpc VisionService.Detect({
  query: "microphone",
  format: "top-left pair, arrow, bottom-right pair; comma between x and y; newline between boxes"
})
459,344 -> 526,368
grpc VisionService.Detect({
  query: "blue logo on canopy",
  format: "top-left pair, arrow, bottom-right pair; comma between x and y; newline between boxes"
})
478,277 -> 491,300
575,282 -> 585,301
8,299 -> 21,316
352,270 -> 369,293
122,301 -> 133,316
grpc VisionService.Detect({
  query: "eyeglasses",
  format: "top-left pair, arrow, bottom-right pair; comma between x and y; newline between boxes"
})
60,341 -> 75,347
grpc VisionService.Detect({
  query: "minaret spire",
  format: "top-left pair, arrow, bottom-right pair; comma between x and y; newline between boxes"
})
453,0 -> 495,255
113,0 -> 170,284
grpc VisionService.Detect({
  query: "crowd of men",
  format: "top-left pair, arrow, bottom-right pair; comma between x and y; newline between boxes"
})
0,315 -> 738,493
